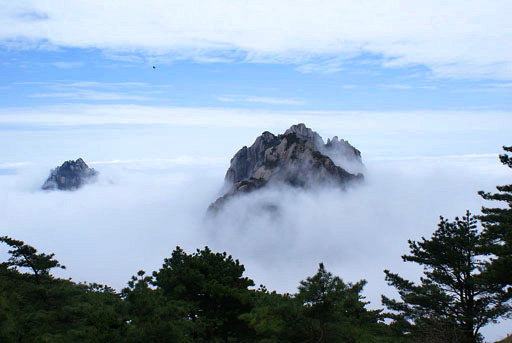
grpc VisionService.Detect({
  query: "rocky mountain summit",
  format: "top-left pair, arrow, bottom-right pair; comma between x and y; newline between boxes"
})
42,158 -> 98,191
208,123 -> 364,212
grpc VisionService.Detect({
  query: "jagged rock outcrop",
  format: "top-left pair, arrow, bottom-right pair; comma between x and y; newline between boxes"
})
209,123 -> 364,212
42,158 -> 98,191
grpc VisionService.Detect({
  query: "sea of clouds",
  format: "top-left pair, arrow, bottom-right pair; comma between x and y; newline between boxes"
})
1,153 -> 510,340
1,106 -> 512,340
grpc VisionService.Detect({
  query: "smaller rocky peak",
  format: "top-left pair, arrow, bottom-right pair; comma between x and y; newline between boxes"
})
326,136 -> 338,145
42,158 -> 98,191
322,135 -> 362,173
60,158 -> 87,170
260,131 -> 276,140
284,123 -> 324,146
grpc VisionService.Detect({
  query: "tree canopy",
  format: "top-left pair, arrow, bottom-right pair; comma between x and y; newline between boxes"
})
0,238 -> 405,342
383,212 -> 511,343
0,238 -> 126,343
155,246 -> 255,342
478,146 -> 512,287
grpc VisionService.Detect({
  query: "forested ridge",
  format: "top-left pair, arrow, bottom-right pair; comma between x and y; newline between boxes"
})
1,147 -> 511,343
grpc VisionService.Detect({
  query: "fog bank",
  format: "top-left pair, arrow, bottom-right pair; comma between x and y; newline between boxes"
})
1,153 -> 510,340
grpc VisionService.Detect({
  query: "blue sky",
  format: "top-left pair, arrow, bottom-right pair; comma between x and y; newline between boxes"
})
2,46 -> 512,111
1,0 -> 511,113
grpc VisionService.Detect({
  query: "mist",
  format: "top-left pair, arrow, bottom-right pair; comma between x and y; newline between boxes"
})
1,105 -> 511,340
1,150 -> 510,340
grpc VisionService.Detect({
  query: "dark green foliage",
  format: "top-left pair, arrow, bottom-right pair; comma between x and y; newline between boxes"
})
283,132 -> 300,150
296,263 -> 376,342
242,288 -> 309,343
122,271 -> 190,343
383,212 -> 511,343
152,246 -> 256,342
0,245 -> 127,343
244,263 -> 401,343
0,237 -> 412,342
297,263 -> 400,343
478,146 -> 512,287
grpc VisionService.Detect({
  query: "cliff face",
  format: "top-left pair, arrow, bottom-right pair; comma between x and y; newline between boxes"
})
209,124 -> 364,212
42,158 -> 98,191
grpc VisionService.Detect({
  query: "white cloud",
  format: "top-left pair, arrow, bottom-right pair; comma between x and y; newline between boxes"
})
1,1 -> 511,79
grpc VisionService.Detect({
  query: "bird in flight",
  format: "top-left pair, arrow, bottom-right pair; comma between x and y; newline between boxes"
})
152,66 -> 156,69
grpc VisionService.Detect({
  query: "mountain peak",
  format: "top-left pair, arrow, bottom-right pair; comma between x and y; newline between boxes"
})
42,158 -> 98,191
209,124 -> 364,212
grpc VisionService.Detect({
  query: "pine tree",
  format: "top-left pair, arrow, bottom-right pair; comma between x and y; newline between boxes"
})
244,263 -> 397,343
295,263 -> 390,343
153,246 -> 255,343
0,236 -> 65,282
478,146 -> 512,287
382,212 -> 511,343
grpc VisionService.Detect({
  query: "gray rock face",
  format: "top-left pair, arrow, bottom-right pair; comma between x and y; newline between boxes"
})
42,158 -> 98,191
225,131 -> 280,184
209,123 -> 364,212
284,123 -> 324,147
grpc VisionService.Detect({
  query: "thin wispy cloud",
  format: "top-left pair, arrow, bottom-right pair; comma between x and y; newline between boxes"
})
102,52 -> 145,63
15,81 -> 166,89
451,87 -> 512,94
483,82 -> 512,88
51,61 -> 84,69
0,104 -> 510,132
379,84 -> 436,90
17,80 -> 170,102
0,162 -> 32,169
1,1 -> 511,79
29,90 -> 155,101
217,94 -> 305,106
295,58 -> 348,74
